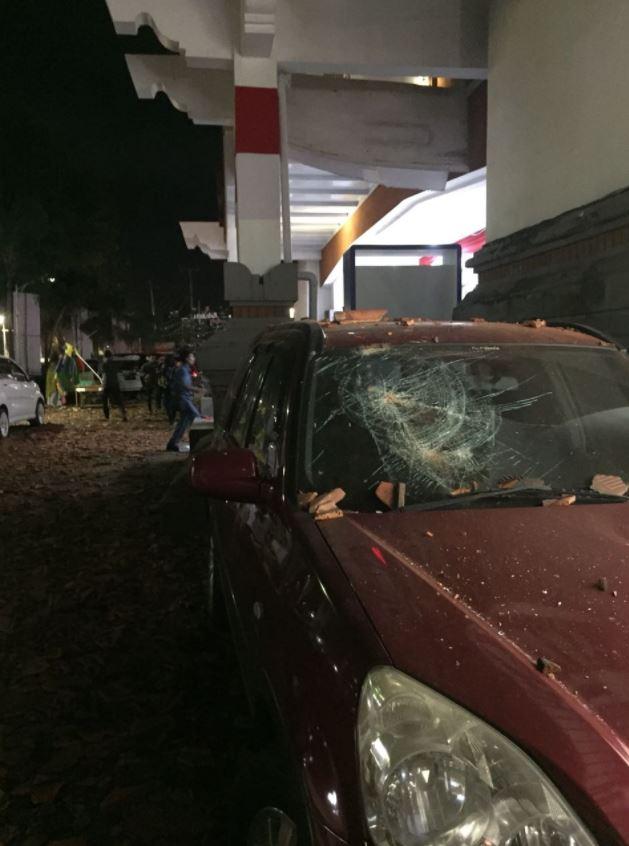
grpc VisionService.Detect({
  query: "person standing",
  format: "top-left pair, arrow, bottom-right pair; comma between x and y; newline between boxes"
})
55,342 -> 79,406
162,354 -> 178,424
154,356 -> 166,411
166,350 -> 201,452
102,350 -> 128,421
141,355 -> 158,413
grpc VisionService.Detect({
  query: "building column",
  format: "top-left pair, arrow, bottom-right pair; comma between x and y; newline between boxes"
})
234,53 -> 282,276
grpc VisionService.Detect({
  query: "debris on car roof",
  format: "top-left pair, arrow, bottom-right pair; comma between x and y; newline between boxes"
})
299,488 -> 346,521
522,318 -> 547,328
596,577 -> 609,592
333,309 -> 388,324
375,481 -> 406,510
393,316 -> 427,327
536,656 -> 561,677
590,473 -> 629,496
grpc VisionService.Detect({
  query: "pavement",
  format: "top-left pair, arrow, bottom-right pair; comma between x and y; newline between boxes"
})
0,406 -> 255,845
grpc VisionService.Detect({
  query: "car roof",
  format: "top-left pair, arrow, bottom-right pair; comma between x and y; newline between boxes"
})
264,318 -> 615,351
320,319 -> 610,349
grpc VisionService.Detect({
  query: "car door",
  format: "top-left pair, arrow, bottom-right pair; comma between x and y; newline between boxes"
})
0,358 -> 15,419
210,346 -> 276,672
217,336 -> 302,686
8,360 -> 36,421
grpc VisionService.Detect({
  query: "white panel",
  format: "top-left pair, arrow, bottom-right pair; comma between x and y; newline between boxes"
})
237,218 -> 282,275
355,265 -> 458,320
234,52 -> 278,87
236,154 -> 281,220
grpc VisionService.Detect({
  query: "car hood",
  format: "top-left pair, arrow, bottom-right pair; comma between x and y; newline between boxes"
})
318,504 -> 629,836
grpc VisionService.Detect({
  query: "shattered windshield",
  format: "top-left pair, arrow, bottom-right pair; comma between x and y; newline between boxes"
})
298,343 -> 629,511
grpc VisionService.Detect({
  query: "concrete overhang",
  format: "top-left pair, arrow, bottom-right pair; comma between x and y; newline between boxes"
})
179,222 -> 228,260
106,0 -> 488,76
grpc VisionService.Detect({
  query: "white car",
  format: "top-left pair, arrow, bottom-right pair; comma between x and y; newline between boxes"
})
0,356 -> 45,438
110,355 -> 143,396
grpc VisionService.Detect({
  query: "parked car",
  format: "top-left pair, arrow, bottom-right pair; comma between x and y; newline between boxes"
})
109,355 -> 143,397
190,318 -> 629,846
0,355 -> 45,438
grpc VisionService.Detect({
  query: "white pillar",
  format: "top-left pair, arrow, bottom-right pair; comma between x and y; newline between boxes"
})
233,53 -> 282,276
222,127 -> 238,262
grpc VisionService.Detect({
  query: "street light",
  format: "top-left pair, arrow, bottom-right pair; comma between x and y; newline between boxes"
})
0,314 -> 7,357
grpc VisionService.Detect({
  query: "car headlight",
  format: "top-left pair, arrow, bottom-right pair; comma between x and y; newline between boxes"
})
358,667 -> 597,846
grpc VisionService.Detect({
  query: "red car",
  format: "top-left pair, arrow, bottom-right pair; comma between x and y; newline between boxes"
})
191,318 -> 629,846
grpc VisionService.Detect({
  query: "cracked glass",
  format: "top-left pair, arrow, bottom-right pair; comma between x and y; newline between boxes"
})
298,343 -> 629,511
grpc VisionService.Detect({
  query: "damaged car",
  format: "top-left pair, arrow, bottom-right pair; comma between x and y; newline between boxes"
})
191,317 -> 629,846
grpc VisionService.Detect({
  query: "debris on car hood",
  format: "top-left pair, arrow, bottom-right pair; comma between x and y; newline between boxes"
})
374,481 -> 406,509
316,504 -> 629,745
542,494 -> 576,506
298,488 -> 346,521
591,473 -> 629,496
536,656 -> 561,677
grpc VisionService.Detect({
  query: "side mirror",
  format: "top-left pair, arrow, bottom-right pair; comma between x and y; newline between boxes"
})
190,447 -> 263,502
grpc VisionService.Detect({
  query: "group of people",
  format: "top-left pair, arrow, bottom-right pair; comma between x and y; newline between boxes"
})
101,348 -> 205,452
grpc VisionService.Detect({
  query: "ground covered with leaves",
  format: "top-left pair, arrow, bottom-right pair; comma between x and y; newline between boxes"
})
0,405 -> 255,845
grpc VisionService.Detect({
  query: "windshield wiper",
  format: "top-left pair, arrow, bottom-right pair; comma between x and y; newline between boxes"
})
406,486 -> 628,512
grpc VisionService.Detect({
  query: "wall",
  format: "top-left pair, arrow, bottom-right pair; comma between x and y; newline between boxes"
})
487,0 -> 629,240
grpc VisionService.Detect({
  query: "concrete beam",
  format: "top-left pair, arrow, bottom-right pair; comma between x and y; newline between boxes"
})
106,0 -> 488,76
287,75 -> 468,189
124,60 -> 470,188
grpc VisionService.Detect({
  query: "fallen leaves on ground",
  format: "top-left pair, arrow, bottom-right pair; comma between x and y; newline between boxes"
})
0,406 -> 252,844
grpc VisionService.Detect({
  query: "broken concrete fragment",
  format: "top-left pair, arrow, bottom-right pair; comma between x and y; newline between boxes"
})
522,318 -> 547,328
596,577 -> 609,592
334,309 -> 388,324
536,656 -> 561,676
542,494 -> 576,507
308,487 -> 346,518
298,491 -> 319,509
424,530 -> 434,539
374,481 -> 406,509
314,508 -> 344,522
395,316 -> 427,326
590,473 -> 629,496
450,486 -> 472,497
497,476 -> 519,490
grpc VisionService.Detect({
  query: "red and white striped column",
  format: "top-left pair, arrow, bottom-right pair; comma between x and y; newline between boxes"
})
234,55 -> 282,276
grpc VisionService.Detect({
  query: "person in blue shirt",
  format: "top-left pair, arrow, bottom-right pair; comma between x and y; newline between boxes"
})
166,349 -> 201,452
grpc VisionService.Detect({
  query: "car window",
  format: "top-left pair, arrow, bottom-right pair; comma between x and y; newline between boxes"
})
0,360 -> 11,377
298,343 -> 629,511
10,363 -> 28,381
247,345 -> 294,477
229,350 -> 273,446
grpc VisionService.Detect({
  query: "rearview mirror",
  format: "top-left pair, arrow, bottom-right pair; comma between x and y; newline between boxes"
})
190,447 -> 262,502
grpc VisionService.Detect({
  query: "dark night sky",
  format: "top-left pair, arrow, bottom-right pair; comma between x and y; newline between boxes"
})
0,0 -> 224,313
